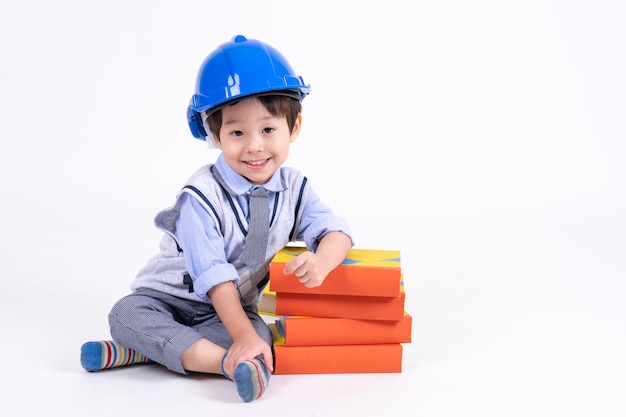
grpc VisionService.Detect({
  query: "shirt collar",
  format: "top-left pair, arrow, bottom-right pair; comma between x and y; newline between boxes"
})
215,154 -> 286,195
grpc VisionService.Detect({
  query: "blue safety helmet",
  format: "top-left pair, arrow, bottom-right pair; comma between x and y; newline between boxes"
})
187,34 -> 311,143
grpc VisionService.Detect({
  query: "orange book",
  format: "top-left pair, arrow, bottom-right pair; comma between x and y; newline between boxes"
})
269,246 -> 401,297
270,323 -> 403,374
276,313 -> 412,346
274,289 -> 405,321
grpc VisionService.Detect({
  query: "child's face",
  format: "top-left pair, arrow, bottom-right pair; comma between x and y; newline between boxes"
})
214,97 -> 301,185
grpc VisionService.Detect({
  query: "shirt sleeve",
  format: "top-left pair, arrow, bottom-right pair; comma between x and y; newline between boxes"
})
297,184 -> 354,252
175,193 -> 240,301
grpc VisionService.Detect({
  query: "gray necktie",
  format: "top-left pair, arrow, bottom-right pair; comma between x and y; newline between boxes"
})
241,187 -> 269,266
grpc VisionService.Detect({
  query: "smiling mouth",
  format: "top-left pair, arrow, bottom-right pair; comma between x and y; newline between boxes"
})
245,158 -> 269,167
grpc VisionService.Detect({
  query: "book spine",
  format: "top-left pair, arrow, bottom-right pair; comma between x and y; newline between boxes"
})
275,292 -> 405,321
273,344 -> 403,374
281,315 -> 412,346
257,287 -> 276,316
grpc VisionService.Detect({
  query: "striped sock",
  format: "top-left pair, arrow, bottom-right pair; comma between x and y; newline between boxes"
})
80,340 -> 154,372
222,355 -> 270,402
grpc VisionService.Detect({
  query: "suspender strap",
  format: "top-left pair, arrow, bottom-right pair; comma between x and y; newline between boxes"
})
290,176 -> 307,241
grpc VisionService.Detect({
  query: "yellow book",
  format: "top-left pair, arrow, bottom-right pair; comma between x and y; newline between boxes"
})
258,285 -> 277,316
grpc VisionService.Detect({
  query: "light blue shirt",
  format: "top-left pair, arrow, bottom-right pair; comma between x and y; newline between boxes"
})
173,154 -> 353,301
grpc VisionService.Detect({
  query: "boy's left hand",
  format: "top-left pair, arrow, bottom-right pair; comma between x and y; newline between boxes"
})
282,251 -> 329,288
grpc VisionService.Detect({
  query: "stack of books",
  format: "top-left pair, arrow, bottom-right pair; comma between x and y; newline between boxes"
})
261,245 -> 412,374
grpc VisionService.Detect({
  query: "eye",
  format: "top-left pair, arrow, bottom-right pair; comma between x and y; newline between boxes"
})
262,127 -> 275,134
230,130 -> 244,137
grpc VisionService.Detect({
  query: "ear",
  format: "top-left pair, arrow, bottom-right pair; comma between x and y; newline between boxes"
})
289,114 -> 303,143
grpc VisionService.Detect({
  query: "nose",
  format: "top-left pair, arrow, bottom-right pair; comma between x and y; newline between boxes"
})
246,132 -> 264,152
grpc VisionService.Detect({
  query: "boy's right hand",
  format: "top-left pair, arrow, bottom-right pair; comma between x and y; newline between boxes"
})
222,332 -> 273,377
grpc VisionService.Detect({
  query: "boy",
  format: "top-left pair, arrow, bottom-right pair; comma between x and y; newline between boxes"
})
80,35 -> 353,403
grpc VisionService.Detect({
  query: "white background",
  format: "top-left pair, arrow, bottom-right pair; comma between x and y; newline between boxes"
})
1,1 -> 625,416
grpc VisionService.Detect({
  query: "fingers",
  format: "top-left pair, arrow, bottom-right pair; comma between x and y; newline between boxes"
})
224,343 -> 274,376
284,251 -> 316,279
283,252 -> 308,275
284,252 -> 327,288
287,262 -> 317,287
223,351 -> 237,379
261,347 -> 274,373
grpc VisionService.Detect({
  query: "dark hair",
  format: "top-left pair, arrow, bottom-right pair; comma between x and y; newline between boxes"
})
207,94 -> 302,141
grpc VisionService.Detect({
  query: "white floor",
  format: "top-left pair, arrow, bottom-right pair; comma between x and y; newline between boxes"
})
2,1 -> 626,416
4,207 -> 626,416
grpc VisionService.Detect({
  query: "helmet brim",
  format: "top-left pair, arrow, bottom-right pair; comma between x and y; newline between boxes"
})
202,89 -> 304,118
